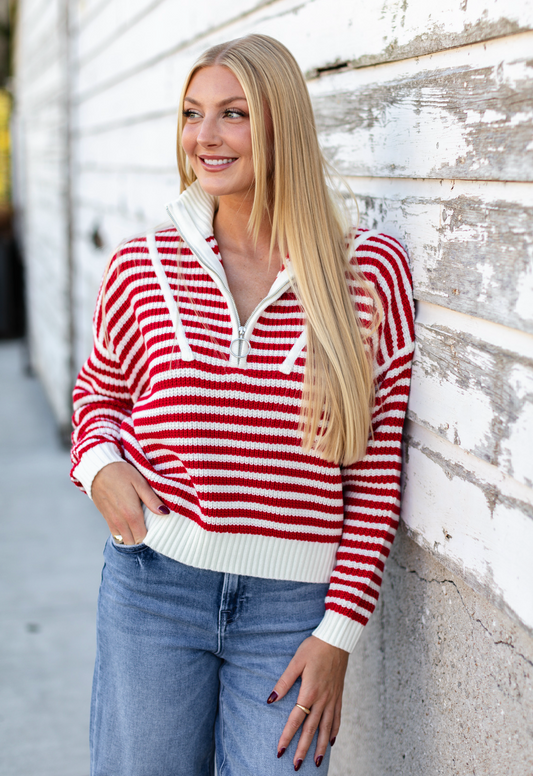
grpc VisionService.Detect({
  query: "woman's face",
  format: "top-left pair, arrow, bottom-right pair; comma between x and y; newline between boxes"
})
182,65 -> 255,200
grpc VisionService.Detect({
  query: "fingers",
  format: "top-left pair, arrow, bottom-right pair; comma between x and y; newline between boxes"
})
280,702 -> 320,768
279,696 -> 339,768
92,461 -> 170,544
313,701 -> 337,767
107,494 -> 145,546
130,468 -> 171,517
276,695 -> 334,769
268,636 -> 348,768
267,653 -> 304,705
329,696 -> 342,747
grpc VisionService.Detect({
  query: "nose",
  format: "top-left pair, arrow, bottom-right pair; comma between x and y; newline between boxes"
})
196,114 -> 221,148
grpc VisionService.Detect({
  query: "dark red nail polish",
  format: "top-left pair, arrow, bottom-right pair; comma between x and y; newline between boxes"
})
158,505 -> 170,515
329,736 -> 336,747
277,748 -> 286,759
295,760 -> 303,772
267,691 -> 278,704
316,755 -> 324,767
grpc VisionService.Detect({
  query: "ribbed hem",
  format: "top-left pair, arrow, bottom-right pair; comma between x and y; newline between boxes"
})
73,443 -> 124,499
312,610 -> 365,653
143,507 -> 338,584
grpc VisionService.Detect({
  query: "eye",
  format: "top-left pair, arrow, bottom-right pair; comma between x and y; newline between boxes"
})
183,109 -> 202,120
224,108 -> 246,119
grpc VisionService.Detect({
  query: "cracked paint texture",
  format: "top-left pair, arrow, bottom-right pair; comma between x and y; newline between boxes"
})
311,34 -> 533,182
402,422 -> 533,632
352,184 -> 533,334
409,321 -> 533,486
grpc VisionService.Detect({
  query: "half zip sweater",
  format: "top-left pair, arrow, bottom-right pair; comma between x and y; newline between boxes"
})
70,181 -> 415,653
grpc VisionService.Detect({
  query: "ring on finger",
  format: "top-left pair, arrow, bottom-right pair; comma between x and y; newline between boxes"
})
112,534 -> 124,544
295,703 -> 311,715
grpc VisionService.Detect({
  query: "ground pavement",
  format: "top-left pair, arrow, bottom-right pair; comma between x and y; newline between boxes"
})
0,340 -> 108,776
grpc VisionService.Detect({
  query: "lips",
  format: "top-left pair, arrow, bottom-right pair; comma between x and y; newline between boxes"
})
199,156 -> 238,170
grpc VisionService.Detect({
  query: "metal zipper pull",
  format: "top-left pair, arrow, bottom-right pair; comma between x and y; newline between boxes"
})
229,325 -> 251,360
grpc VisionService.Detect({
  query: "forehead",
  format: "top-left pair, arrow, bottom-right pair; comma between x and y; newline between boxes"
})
185,65 -> 246,102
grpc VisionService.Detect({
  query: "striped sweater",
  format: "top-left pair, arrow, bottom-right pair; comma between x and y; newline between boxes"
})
71,181 -> 415,653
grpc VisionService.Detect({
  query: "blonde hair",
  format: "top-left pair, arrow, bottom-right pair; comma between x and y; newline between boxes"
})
177,34 -> 381,465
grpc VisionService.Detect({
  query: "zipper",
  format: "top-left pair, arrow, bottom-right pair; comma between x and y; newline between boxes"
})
191,255 -> 290,367
165,198 -> 291,368
229,281 -> 292,367
196,270 -> 250,366
229,325 -> 251,360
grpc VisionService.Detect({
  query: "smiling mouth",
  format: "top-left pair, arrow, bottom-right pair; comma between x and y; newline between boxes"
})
199,156 -> 238,168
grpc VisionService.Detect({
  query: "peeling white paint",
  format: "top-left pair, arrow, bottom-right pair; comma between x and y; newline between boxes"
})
500,366 -> 533,487
416,302 -> 533,360
514,261 -> 533,321
310,33 -> 533,181
476,262 -> 494,303
344,178 -> 533,333
403,422 -> 533,632
465,109 -> 507,124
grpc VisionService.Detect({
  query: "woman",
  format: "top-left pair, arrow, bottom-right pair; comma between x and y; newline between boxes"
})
71,34 -> 415,776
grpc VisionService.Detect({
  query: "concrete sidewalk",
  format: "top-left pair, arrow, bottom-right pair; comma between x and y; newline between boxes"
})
0,340 -> 108,776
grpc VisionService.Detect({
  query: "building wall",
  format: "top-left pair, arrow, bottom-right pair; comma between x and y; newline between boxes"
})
11,0 -> 73,427
11,1 -> 533,772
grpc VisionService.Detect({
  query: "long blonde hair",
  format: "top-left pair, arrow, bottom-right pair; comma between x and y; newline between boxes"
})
177,34 -> 381,466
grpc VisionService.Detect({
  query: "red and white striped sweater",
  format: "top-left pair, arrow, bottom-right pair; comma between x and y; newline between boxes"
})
71,181 -> 415,652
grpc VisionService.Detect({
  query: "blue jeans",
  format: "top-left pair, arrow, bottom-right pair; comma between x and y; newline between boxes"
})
91,538 -> 333,776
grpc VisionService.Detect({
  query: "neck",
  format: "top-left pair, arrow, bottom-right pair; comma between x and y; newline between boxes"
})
214,192 -> 278,265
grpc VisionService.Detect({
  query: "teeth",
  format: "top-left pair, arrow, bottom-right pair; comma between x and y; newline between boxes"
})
202,158 -> 235,166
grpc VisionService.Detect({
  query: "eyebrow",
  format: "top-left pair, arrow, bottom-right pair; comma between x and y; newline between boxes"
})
184,96 -> 247,106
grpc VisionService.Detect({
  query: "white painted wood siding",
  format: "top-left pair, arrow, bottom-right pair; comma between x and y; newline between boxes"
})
12,0 -> 73,429
12,0 -> 533,633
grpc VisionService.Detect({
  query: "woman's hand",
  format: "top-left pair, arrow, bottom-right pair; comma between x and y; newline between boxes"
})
267,635 -> 349,769
91,461 -> 170,545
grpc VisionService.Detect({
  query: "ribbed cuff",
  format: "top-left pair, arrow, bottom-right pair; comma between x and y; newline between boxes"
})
72,442 -> 124,499
312,609 -> 365,653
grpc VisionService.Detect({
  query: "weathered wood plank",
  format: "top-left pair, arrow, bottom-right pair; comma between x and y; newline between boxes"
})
77,0 -> 173,60
301,0 -> 533,76
75,167 -> 179,227
410,302 -> 533,489
23,226 -> 72,424
20,16 -> 64,84
402,421 -> 533,634
74,0 -> 533,107
75,0 -> 111,32
346,177 -> 533,334
310,33 -> 533,181
78,112 -> 177,170
73,234 -> 113,368
76,0 -> 277,98
18,0 -> 58,53
17,61 -> 67,116
73,205 -> 163,366
13,1 -> 73,428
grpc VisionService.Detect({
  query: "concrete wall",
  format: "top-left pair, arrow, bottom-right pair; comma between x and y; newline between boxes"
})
10,1 -> 533,772
331,528 -> 533,776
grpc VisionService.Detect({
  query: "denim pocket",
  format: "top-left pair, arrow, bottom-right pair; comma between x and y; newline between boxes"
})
110,537 -> 148,554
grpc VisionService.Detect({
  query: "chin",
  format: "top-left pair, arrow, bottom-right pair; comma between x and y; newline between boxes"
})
196,178 -> 252,199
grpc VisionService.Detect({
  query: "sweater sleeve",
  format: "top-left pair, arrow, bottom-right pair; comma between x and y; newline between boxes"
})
70,252 -> 135,498
312,233 -> 415,652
